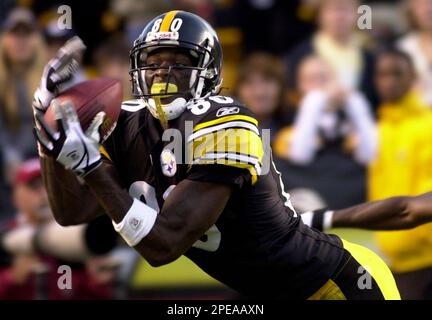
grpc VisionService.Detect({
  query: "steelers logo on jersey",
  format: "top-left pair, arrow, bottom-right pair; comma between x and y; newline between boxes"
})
160,149 -> 177,177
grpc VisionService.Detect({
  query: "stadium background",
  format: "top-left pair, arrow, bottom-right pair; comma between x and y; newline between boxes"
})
0,0 -> 431,299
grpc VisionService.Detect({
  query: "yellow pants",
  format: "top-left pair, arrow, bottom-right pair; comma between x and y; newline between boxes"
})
308,239 -> 401,300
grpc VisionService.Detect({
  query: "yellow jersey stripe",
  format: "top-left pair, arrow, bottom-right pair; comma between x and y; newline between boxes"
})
193,153 -> 262,175
188,121 -> 260,142
193,115 -> 258,132
188,128 -> 264,164
160,10 -> 178,32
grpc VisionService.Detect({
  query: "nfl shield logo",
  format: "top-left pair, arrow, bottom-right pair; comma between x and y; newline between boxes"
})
160,149 -> 177,177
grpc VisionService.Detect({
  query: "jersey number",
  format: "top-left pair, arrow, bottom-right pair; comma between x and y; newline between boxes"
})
189,96 -> 234,115
128,181 -> 221,252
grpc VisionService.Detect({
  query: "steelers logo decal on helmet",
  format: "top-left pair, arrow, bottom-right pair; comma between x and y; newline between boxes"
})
160,149 -> 177,177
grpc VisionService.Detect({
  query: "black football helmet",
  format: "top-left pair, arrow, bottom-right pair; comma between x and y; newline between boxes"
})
129,11 -> 223,120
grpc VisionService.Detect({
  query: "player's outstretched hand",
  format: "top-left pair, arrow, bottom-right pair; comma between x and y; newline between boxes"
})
34,100 -> 104,177
33,36 -> 86,114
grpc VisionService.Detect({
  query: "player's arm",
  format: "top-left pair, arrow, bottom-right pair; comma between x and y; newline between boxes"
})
36,109 -> 229,266
40,156 -> 104,225
84,163 -> 232,266
302,192 -> 432,231
34,100 -> 247,266
31,37 -> 101,225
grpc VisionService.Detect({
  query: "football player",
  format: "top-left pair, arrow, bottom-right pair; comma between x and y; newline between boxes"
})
33,11 -> 401,299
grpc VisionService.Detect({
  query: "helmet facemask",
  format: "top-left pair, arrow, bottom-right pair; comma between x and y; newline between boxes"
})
129,42 -> 217,124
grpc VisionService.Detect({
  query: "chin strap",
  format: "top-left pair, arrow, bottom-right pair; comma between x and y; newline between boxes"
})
153,97 -> 168,128
148,82 -> 189,124
147,96 -> 188,121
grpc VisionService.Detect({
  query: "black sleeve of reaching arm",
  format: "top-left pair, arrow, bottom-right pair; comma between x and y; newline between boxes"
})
186,164 -> 251,189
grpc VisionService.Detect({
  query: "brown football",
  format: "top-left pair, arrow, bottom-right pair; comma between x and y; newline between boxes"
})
44,78 -> 123,142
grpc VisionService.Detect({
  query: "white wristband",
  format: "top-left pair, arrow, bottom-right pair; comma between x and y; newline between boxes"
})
300,211 -> 314,228
323,210 -> 334,231
112,198 -> 158,247
300,209 -> 334,231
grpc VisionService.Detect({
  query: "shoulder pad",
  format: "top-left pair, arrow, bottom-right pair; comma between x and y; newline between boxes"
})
186,95 -> 263,184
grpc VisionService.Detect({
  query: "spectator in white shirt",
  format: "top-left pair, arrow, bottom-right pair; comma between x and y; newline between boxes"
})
398,0 -> 432,106
288,55 -> 377,165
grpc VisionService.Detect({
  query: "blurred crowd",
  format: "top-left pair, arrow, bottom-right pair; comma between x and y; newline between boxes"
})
1,0 -> 432,300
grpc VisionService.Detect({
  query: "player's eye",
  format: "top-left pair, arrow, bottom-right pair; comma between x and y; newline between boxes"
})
145,63 -> 161,68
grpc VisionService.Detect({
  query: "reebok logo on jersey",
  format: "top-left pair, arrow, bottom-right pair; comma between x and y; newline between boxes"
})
216,107 -> 240,117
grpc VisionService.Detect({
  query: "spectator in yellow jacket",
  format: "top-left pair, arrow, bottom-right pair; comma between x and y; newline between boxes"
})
371,48 -> 432,299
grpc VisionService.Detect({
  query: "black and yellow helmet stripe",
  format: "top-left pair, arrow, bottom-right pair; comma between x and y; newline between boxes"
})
159,10 -> 179,32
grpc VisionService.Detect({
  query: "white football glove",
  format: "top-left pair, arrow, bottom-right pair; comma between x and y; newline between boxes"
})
33,36 -> 86,114
34,100 -> 104,177
33,36 -> 86,158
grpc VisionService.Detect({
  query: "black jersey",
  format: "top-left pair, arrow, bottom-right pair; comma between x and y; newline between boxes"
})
102,95 -> 346,299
